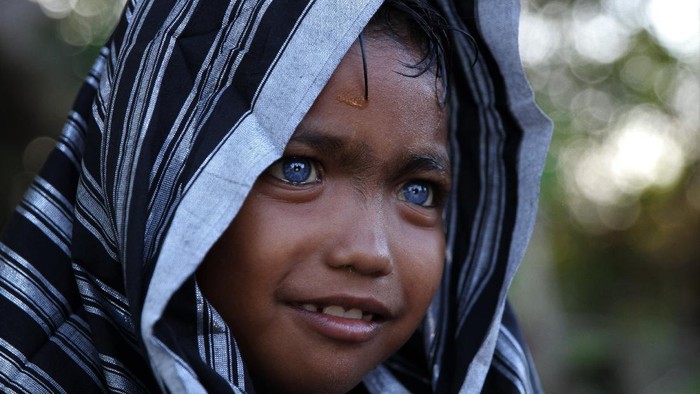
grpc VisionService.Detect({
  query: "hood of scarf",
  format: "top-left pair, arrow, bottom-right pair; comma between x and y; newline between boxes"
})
0,0 -> 551,392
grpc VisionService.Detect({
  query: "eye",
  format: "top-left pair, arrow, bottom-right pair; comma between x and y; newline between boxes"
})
398,181 -> 434,207
267,157 -> 321,185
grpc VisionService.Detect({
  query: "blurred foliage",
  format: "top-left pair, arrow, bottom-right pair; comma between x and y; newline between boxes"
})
513,0 -> 700,392
0,0 -> 118,228
0,0 -> 698,392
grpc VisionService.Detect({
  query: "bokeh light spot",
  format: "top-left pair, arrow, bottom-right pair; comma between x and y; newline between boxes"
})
22,136 -> 56,174
647,0 -> 700,61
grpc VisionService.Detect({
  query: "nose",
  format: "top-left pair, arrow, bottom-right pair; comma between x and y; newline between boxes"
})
326,203 -> 393,277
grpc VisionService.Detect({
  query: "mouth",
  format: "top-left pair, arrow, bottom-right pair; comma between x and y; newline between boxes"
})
294,303 -> 377,322
286,297 -> 390,342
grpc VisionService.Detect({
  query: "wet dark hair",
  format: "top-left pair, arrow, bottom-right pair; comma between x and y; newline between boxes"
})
361,0 -> 475,105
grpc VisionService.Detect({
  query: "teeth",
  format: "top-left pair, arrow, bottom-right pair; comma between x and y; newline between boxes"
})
322,305 -> 346,317
296,304 -> 372,321
344,308 -> 363,320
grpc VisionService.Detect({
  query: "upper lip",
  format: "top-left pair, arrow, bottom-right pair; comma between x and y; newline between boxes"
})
288,294 -> 392,320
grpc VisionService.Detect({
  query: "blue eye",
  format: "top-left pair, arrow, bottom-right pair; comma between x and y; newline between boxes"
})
399,182 -> 434,207
283,158 -> 310,183
268,157 -> 320,185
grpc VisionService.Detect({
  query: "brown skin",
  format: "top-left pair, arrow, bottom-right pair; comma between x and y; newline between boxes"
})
197,37 -> 449,393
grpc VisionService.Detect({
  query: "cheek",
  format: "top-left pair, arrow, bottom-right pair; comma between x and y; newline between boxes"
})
394,225 -> 445,315
228,193 -> 323,261
245,201 -> 329,269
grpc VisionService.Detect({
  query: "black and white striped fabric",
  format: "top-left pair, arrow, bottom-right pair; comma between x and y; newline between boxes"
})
0,0 -> 551,392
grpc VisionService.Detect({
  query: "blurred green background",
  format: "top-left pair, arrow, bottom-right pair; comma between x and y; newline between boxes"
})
0,0 -> 698,392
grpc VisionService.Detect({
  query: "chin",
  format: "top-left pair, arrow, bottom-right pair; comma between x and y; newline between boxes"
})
251,374 -> 362,394
249,356 -> 371,394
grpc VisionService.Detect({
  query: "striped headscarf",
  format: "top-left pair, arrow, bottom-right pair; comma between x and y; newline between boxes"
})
0,0 -> 551,392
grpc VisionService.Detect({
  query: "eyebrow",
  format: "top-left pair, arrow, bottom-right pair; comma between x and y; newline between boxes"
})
288,131 -> 350,161
392,154 -> 450,181
288,126 -> 450,183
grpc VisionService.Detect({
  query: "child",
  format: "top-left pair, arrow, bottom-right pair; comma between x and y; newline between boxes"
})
0,0 -> 551,393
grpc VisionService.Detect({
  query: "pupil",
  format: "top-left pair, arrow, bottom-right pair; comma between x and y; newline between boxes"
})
283,158 -> 311,183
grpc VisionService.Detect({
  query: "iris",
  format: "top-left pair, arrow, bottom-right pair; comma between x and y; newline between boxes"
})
402,182 -> 432,206
282,158 -> 312,184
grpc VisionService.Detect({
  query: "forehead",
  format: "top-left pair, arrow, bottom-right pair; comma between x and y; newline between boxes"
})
297,37 -> 448,159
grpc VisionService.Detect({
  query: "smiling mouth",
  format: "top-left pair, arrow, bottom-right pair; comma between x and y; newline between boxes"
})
294,303 -> 377,322
288,299 -> 388,342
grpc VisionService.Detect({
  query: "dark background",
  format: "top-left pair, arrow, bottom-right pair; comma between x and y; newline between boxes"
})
1,0 -> 698,392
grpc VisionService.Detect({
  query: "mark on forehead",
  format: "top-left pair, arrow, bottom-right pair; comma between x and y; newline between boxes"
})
336,93 -> 368,109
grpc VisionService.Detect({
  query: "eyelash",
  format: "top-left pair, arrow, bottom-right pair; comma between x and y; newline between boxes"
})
266,156 -> 447,208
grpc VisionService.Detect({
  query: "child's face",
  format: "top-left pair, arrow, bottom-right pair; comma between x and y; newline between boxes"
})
197,36 -> 449,393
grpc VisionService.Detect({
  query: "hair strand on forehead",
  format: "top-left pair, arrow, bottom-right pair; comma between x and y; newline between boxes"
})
362,0 -> 479,107
359,33 -> 369,101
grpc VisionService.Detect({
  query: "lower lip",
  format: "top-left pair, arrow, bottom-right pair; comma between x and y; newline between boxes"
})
290,306 -> 381,343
